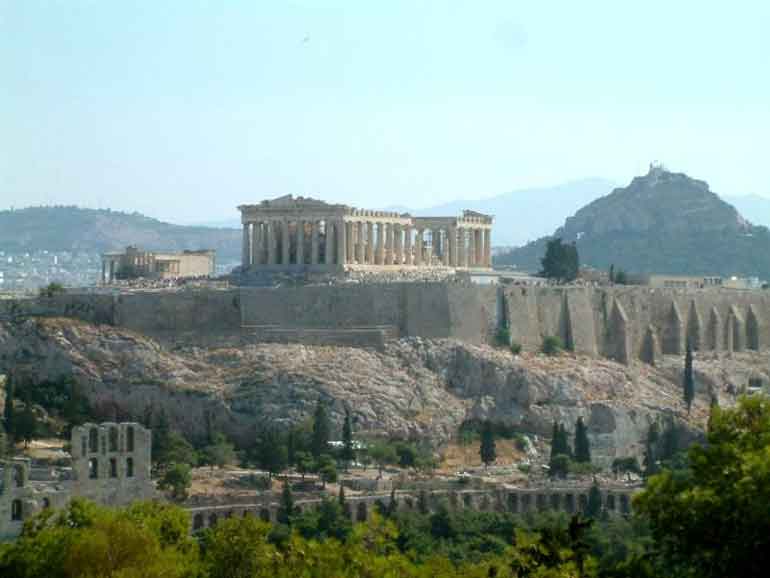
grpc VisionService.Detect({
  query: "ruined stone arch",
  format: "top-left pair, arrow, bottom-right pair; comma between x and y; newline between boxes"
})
640,325 -> 660,365
726,307 -> 745,353
708,307 -> 722,351
356,502 -> 368,522
193,513 -> 204,531
747,305 -> 760,350
11,499 -> 23,521
661,301 -> 684,355
88,428 -> 98,453
686,300 -> 702,351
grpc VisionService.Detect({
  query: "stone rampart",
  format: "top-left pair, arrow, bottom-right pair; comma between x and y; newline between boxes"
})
3,284 -> 770,364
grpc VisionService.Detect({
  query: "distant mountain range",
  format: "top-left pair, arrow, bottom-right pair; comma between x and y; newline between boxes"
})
496,167 -> 770,278
0,206 -> 242,263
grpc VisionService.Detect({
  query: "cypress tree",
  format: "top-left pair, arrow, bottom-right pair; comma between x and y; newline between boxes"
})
311,400 -> 331,458
277,480 -> 295,526
574,417 -> 591,463
549,421 -> 560,460
558,423 -> 572,458
643,421 -> 660,478
684,341 -> 695,413
341,408 -> 355,470
3,374 -> 16,441
585,480 -> 603,519
338,484 -> 346,507
479,420 -> 497,468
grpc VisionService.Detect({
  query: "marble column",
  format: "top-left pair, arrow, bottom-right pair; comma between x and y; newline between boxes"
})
440,230 -> 449,266
432,228 -> 442,263
457,229 -> 466,267
448,226 -> 457,266
281,219 -> 291,265
475,229 -> 483,265
311,221 -> 320,265
296,220 -> 304,265
346,222 -> 354,263
394,224 -> 403,265
252,223 -> 262,266
404,226 -> 413,265
376,223 -> 385,265
366,222 -> 375,264
484,229 -> 491,267
385,223 -> 394,265
337,220 -> 347,265
468,228 -> 476,267
414,228 -> 424,266
267,221 -> 277,265
354,222 -> 364,264
324,221 -> 334,265
242,224 -> 251,268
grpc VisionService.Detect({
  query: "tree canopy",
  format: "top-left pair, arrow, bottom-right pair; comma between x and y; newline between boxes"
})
539,238 -> 579,282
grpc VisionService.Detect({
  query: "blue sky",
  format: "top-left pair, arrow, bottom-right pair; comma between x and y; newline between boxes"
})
1,1 -> 768,223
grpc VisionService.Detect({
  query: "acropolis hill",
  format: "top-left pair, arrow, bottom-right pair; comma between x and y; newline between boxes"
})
2,192 -> 770,467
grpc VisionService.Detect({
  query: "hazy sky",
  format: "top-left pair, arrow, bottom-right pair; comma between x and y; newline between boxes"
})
2,1 -> 768,224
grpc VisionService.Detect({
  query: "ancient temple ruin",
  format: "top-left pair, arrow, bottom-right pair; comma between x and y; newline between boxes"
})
238,196 -> 493,272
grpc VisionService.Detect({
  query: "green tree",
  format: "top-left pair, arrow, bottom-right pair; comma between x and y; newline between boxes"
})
395,441 -> 417,469
3,374 -> 15,442
540,237 -> 579,282
683,340 -> 695,413
340,408 -> 355,470
549,454 -> 570,479
311,400 -> 331,459
295,451 -> 314,481
636,396 -> 770,578
585,481 -> 602,519
642,421 -> 660,478
316,454 -> 337,488
201,516 -> 274,578
16,392 -> 38,448
573,416 -> 591,464
201,432 -> 236,469
611,457 -> 640,481
39,282 -> 66,298
541,335 -> 564,356
253,427 -> 288,479
276,480 -> 295,525
157,463 -> 192,501
479,420 -> 497,468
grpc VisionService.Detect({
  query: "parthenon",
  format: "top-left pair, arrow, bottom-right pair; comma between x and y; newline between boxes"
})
238,195 -> 493,271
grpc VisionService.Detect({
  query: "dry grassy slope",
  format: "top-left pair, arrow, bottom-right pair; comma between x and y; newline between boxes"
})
1,317 -> 763,465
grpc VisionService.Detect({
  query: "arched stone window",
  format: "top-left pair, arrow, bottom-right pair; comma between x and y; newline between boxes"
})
110,458 -> 118,478
462,494 -> 472,508
42,497 -> 51,509
81,435 -> 87,457
536,494 -> 547,511
89,428 -> 99,453
11,499 -> 23,521
356,502 -> 368,522
126,457 -> 134,478
620,494 -> 630,514
521,494 -> 531,512
578,494 -> 588,512
126,426 -> 135,452
507,493 -> 519,513
606,493 -> 616,511
193,514 -> 204,530
259,508 -> 270,522
565,494 -> 575,513
209,513 -> 218,527
109,427 -> 118,452
88,458 -> 98,479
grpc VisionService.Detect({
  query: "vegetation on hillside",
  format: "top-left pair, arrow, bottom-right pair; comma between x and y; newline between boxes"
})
0,206 -> 241,262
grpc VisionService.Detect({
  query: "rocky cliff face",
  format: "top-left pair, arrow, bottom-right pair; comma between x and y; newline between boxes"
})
1,317 -> 761,466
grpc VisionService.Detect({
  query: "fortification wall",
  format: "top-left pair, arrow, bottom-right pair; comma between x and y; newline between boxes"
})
5,284 -> 769,363
503,285 -> 770,364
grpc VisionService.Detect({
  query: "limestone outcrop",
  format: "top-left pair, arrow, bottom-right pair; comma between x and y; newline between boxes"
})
1,318 -> 765,467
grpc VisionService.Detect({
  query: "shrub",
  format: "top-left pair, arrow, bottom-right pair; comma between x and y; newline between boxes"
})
541,335 -> 563,356
510,342 -> 522,355
39,282 -> 66,298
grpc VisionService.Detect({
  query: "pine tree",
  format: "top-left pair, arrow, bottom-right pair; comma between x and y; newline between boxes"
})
338,484 -> 346,507
684,340 -> 695,413
386,487 -> 398,518
585,480 -> 603,519
152,409 -> 171,465
643,420 -> 660,478
3,375 -> 16,442
277,480 -> 295,526
479,420 -> 497,468
574,417 -> 591,463
311,400 -> 331,458
287,428 -> 296,467
341,408 -> 355,470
